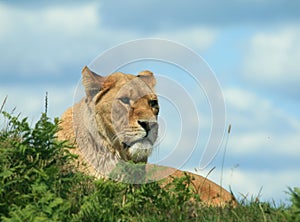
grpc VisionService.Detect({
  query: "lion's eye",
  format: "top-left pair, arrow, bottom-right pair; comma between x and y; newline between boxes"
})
119,97 -> 130,105
149,100 -> 158,108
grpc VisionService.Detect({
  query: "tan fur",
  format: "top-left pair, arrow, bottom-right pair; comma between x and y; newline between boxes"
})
57,66 -> 236,207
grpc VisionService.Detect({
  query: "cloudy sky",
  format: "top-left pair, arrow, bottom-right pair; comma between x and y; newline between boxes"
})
1,0 -> 300,204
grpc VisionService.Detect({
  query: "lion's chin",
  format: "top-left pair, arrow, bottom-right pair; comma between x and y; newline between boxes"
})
127,140 -> 153,163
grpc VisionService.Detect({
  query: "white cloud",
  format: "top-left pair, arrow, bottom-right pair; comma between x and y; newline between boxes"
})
225,88 -> 271,111
0,3 -> 99,37
229,130 -> 300,158
0,3 -> 96,75
229,132 -> 300,157
224,87 -> 300,157
41,5 -> 100,35
243,26 -> 300,93
0,2 -> 136,77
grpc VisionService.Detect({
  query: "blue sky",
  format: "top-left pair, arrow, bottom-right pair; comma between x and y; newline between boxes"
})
1,0 -> 300,204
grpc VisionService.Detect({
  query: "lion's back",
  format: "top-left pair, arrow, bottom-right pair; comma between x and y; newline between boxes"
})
57,106 -> 75,143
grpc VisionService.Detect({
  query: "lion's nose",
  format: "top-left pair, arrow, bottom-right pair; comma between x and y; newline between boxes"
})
138,120 -> 158,136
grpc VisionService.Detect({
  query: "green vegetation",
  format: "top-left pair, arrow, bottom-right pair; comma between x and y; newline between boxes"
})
0,110 -> 299,221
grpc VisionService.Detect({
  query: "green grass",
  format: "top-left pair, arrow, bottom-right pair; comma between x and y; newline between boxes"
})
0,110 -> 299,221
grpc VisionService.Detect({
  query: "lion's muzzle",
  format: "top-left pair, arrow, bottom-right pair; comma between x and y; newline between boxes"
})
122,119 -> 158,163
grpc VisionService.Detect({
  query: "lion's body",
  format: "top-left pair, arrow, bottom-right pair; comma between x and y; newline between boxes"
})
57,67 -> 236,206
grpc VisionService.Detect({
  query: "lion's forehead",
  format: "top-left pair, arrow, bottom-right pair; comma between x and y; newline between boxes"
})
108,73 -> 156,99
107,72 -> 135,85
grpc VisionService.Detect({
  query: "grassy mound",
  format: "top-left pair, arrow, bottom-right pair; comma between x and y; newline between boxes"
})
0,111 -> 298,221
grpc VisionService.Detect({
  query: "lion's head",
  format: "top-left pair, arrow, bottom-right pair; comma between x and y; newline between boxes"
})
80,66 -> 159,165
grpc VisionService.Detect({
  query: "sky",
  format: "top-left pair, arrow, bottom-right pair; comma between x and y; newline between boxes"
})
1,0 -> 300,204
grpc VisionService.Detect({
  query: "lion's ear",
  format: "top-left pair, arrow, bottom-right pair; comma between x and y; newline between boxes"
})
82,66 -> 106,98
137,70 -> 156,88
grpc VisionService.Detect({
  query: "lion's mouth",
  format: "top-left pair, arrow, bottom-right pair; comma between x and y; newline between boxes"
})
122,139 -> 147,150
122,142 -> 131,149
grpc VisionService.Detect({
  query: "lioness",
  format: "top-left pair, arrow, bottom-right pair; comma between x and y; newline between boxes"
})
58,66 -> 236,206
